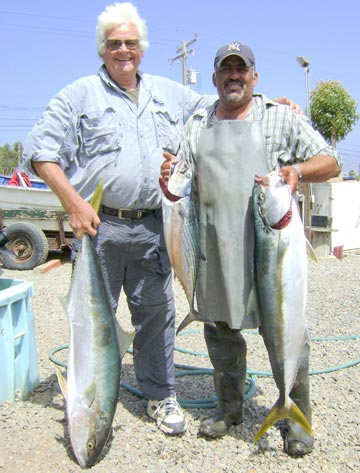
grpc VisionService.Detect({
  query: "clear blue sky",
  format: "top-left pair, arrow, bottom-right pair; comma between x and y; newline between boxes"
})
1,0 -> 359,172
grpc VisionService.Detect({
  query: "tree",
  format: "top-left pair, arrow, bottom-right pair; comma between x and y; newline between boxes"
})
0,142 -> 23,175
348,170 -> 360,181
13,141 -> 23,167
310,80 -> 359,149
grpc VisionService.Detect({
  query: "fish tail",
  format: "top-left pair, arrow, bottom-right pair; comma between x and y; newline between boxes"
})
89,179 -> 104,213
176,309 -> 215,335
115,318 -> 135,359
288,400 -> 313,436
56,368 -> 67,400
306,238 -> 318,263
254,397 -> 312,443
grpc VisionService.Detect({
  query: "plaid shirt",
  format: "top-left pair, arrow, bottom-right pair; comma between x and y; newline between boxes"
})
177,93 -> 342,175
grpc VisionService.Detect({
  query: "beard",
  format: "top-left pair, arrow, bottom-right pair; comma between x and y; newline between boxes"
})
223,89 -> 245,103
223,81 -> 245,103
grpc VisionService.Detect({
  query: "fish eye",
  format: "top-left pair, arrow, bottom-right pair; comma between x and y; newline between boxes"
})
87,441 -> 96,450
259,192 -> 265,201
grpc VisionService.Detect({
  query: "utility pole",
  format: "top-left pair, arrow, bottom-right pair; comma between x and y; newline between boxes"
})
170,33 -> 198,85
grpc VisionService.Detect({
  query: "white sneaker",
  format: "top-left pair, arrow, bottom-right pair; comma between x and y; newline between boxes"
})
147,397 -> 187,435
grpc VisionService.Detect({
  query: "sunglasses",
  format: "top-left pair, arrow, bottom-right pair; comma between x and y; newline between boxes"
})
105,39 -> 140,51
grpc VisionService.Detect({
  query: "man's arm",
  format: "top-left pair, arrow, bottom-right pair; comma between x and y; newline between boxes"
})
279,155 -> 340,193
273,96 -> 302,114
33,162 -> 100,239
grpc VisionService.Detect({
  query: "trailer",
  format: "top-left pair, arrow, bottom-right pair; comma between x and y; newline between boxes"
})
0,182 -> 73,270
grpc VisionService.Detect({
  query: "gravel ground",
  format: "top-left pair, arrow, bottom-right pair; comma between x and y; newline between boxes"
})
0,251 -> 359,472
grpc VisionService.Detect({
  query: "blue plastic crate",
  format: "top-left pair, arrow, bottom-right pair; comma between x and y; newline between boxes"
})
0,279 -> 40,402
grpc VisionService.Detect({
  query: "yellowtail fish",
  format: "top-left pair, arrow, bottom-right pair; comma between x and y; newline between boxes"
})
161,170 -> 215,334
57,182 -> 134,468
251,171 -> 313,443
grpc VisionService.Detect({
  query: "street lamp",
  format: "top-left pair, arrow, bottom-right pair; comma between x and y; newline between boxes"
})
296,56 -> 310,117
296,56 -> 313,236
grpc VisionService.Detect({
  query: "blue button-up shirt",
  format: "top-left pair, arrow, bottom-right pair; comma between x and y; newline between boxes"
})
23,65 -> 214,208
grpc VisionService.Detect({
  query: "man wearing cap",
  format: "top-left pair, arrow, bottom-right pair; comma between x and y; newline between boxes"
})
160,41 -> 341,455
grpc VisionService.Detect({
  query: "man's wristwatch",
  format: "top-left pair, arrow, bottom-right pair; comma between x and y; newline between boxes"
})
292,163 -> 303,181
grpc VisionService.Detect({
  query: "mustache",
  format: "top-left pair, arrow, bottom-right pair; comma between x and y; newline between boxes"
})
225,79 -> 244,87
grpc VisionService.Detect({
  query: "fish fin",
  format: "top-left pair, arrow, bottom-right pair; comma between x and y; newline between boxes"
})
306,238 -> 318,263
176,309 -> 215,335
84,382 -> 97,408
89,178 -> 104,214
246,284 -> 261,321
254,397 -> 312,443
56,368 -> 67,400
58,295 -> 68,314
114,318 -> 135,359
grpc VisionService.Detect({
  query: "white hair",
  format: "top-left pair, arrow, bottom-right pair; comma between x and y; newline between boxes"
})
96,2 -> 149,57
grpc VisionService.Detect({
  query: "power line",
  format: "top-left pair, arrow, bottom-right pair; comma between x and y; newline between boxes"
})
0,106 -> 43,111
338,150 -> 360,159
339,142 -> 360,148
0,118 -> 37,121
3,23 -> 92,38
0,9 -> 88,21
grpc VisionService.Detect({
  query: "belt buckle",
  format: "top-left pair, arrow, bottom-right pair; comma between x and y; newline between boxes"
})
118,208 -> 128,219
118,209 -> 143,219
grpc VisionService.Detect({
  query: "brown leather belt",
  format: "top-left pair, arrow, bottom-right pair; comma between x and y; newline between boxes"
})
102,205 -> 157,220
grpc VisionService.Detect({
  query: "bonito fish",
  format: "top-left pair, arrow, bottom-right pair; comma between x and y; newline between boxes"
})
162,170 -> 214,334
251,171 -> 313,442
57,183 -> 134,468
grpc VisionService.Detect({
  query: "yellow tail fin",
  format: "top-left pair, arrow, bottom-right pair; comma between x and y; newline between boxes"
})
56,368 -> 67,400
254,397 -> 312,443
89,179 -> 104,214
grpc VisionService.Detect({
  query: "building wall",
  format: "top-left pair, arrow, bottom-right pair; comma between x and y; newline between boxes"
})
311,179 -> 360,252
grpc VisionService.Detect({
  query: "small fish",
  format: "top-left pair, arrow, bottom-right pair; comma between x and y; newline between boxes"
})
57,182 -> 134,468
251,172 -> 313,443
162,170 -> 215,334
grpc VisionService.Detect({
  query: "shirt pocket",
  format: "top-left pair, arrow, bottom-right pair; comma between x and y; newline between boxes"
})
153,107 -> 183,153
80,108 -> 124,158
265,136 -> 292,169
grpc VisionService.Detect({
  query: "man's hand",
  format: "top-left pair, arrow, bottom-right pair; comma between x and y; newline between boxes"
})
67,199 -> 100,240
273,96 -> 302,114
159,151 -> 182,201
32,161 -> 100,240
278,165 -> 300,193
255,167 -> 299,194
160,151 -> 178,183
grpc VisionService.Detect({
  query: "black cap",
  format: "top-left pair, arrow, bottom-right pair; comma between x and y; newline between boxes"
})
214,41 -> 255,69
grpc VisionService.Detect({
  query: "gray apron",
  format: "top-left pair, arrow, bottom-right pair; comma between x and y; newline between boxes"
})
195,115 -> 269,329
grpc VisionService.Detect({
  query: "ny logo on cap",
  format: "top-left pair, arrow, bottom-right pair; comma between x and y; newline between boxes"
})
227,42 -> 241,52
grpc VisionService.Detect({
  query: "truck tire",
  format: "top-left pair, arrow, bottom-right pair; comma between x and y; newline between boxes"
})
0,222 -> 49,270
